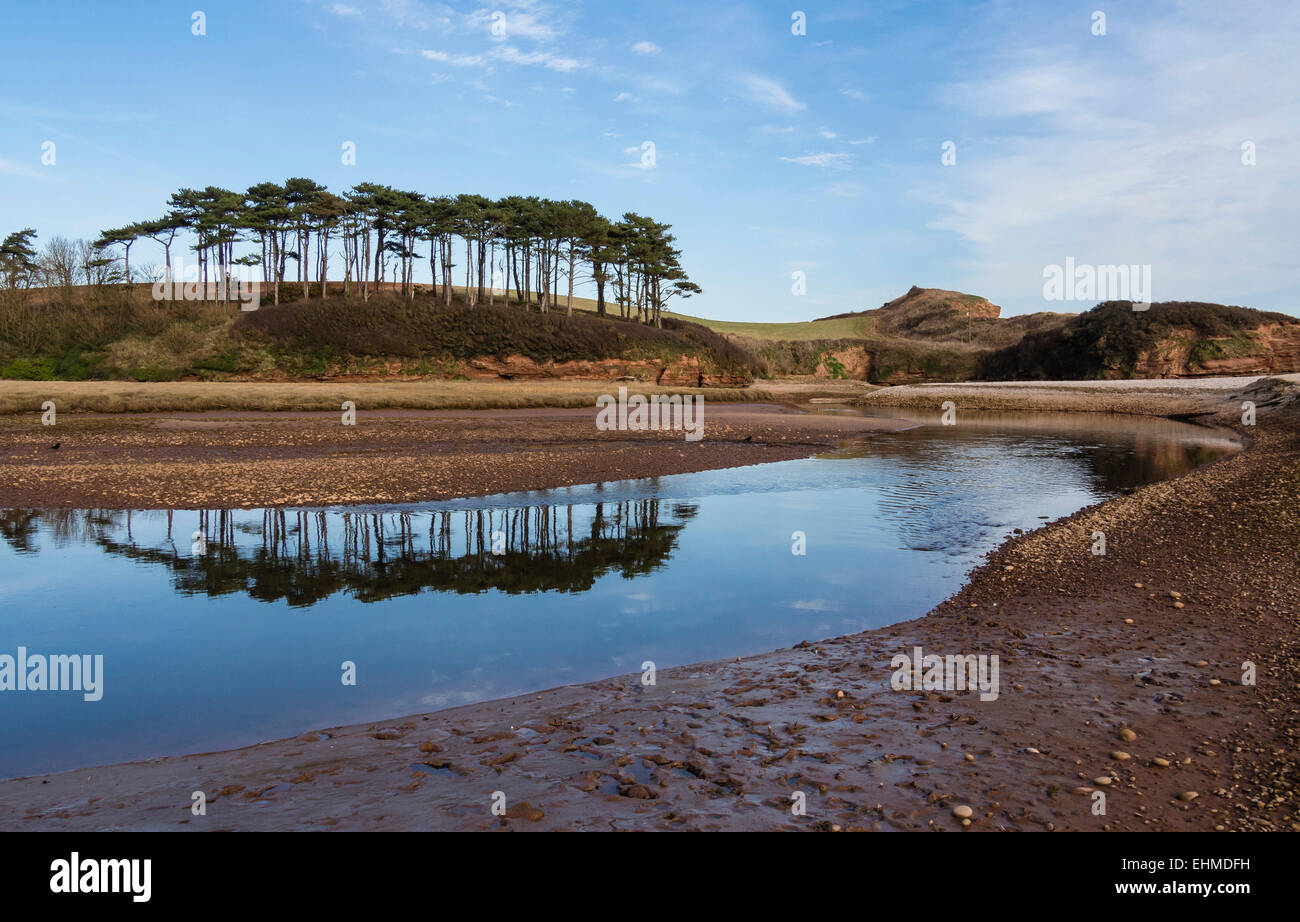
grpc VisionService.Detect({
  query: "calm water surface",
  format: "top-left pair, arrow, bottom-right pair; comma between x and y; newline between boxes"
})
0,412 -> 1236,778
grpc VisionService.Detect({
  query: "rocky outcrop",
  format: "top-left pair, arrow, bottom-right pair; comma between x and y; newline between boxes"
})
1133,323 -> 1300,378
464,354 -> 660,381
878,285 -> 1002,322
461,353 -> 749,387
813,345 -> 873,380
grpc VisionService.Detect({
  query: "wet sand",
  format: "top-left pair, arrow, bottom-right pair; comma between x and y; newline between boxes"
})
1,377 -> 1298,831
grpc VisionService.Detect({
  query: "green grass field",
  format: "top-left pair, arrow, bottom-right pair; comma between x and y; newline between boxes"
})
539,295 -> 877,342
662,311 -> 876,342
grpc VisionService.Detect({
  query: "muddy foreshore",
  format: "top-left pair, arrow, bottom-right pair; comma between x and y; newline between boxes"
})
0,403 -> 910,509
1,378 -> 1298,831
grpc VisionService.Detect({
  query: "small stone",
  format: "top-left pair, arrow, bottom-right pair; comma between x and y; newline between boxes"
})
1110,751 -> 1131,761
1194,660 -> 1208,667
1179,791 -> 1198,802
504,801 -> 546,821
952,805 -> 973,819
1124,618 -> 1135,624
1169,591 -> 1182,599
1173,601 -> 1185,609
1118,728 -> 1138,742
1093,777 -> 1113,785
1209,678 -> 1221,686
961,818 -> 971,827
1152,757 -> 1171,768
964,753 -> 975,762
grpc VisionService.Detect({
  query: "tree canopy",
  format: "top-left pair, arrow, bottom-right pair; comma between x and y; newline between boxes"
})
45,181 -> 700,325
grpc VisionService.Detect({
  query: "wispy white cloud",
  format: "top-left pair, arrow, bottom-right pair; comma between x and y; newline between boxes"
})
781,152 -> 849,168
419,48 -> 486,67
419,43 -> 586,72
737,73 -> 805,113
496,44 -> 586,71
631,40 -> 660,55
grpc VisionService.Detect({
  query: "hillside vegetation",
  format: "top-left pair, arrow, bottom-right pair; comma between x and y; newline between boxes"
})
675,286 -> 1073,384
0,284 -> 758,385
4,282 -> 1296,387
980,301 -> 1300,380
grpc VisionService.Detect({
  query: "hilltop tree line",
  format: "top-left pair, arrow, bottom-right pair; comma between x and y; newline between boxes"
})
1,181 -> 700,327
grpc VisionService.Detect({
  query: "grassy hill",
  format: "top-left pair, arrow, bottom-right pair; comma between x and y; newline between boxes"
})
672,286 -> 1073,384
0,284 -> 758,385
663,310 -> 876,342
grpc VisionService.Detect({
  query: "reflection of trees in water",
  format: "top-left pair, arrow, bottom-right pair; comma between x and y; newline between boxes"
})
847,429 -> 1225,555
1,501 -> 698,606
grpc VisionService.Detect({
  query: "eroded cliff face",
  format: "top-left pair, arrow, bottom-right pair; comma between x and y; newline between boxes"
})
1133,323 -> 1300,377
463,353 -> 750,386
813,346 -> 873,380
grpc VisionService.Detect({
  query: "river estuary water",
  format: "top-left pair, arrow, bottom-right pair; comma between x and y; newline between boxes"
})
0,411 -> 1237,779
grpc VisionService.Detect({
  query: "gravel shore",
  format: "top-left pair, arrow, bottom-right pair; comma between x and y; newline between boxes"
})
0,404 -> 911,509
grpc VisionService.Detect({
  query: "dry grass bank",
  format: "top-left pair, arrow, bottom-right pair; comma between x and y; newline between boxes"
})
0,379 -> 768,415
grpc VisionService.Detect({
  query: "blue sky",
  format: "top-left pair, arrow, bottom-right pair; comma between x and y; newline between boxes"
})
1,0 -> 1297,320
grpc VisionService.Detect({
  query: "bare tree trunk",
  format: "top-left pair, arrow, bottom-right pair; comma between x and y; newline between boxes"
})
319,228 -> 329,300
566,242 -> 575,315
523,243 -> 531,310
464,239 -> 473,306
